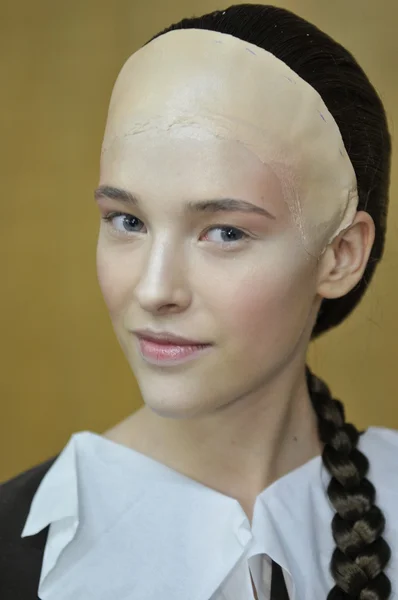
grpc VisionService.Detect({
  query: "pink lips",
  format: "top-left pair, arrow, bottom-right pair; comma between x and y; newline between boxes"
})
136,336 -> 212,366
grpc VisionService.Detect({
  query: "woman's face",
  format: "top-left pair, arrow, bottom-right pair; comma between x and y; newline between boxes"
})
94,28 -> 356,419
95,127 -> 320,418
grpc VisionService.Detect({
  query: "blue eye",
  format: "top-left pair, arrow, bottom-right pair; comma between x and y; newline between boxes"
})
101,212 -> 251,246
201,226 -> 250,244
101,212 -> 144,233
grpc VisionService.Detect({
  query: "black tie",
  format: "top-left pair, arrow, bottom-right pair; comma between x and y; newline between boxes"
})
270,559 -> 289,599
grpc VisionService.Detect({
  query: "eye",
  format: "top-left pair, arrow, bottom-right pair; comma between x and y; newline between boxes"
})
201,225 -> 250,245
101,212 -> 144,234
101,212 -> 251,246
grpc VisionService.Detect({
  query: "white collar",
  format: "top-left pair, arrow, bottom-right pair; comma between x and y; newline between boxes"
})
21,427 -> 398,600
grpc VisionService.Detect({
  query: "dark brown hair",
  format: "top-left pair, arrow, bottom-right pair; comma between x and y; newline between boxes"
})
145,5 -> 392,598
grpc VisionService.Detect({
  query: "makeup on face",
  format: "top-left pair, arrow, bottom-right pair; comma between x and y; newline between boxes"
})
95,30 -> 330,426
136,336 -> 213,367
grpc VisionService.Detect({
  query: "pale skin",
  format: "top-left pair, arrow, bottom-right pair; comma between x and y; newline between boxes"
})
95,32 -> 375,597
97,132 -> 374,518
98,183 -> 374,523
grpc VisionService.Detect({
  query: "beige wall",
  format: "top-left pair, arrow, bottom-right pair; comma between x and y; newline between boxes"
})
1,0 -> 397,481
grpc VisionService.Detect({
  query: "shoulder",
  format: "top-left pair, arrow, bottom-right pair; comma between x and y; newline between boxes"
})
0,456 -> 58,600
360,426 -> 398,494
361,426 -> 398,467
0,456 -> 57,533
359,427 -> 398,581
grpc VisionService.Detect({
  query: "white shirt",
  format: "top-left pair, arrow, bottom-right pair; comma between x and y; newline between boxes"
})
21,426 -> 398,600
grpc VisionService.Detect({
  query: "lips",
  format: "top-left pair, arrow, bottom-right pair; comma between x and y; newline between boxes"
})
138,336 -> 207,347
140,337 -> 205,347
134,329 -> 211,346
137,336 -> 213,365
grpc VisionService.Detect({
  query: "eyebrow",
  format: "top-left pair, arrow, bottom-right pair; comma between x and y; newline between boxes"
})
94,185 -> 276,220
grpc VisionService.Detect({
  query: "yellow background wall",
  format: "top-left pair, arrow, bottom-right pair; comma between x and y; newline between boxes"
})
1,0 -> 397,481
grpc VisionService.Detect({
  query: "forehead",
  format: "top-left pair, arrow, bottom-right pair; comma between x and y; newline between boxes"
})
101,128 -> 283,198
99,129 -> 287,223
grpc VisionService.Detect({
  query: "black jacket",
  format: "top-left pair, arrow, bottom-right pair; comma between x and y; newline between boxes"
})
0,457 -> 58,600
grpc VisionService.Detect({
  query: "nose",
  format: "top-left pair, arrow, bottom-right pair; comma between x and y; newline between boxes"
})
134,240 -> 192,314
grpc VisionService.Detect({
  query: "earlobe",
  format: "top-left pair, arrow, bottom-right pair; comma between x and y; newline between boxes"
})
317,211 -> 375,300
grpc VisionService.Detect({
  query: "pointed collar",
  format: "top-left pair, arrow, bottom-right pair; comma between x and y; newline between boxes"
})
22,427 -> 389,599
22,431 -> 254,600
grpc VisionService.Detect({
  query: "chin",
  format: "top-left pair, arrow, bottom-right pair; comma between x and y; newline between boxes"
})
142,394 -> 211,420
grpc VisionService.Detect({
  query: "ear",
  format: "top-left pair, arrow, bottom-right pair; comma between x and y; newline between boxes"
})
316,211 -> 375,300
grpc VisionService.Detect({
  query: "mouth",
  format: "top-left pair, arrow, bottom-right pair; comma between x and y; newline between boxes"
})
135,335 -> 213,366
133,328 -> 212,346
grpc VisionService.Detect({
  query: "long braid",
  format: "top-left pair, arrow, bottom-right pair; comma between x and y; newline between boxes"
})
306,367 -> 391,598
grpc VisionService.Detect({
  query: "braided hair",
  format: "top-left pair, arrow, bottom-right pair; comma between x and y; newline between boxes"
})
144,5 -> 392,598
307,368 -> 391,598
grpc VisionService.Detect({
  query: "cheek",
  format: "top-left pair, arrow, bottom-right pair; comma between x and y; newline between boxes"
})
213,253 -> 316,351
96,244 -> 130,318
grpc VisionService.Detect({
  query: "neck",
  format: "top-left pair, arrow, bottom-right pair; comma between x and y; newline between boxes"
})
104,361 -> 323,523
